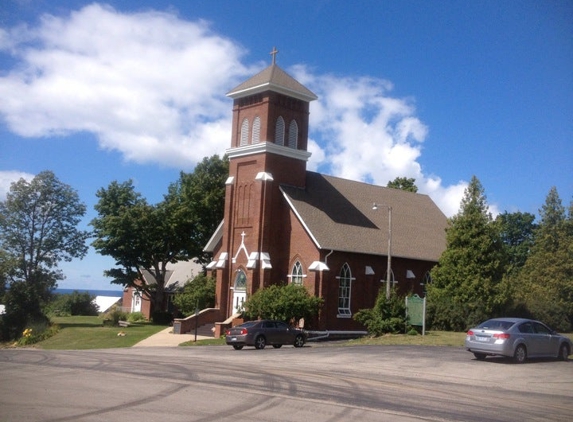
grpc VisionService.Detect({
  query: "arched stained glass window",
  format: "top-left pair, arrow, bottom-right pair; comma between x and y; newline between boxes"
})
288,120 -> 298,148
252,116 -> 261,144
275,116 -> 285,146
240,118 -> 249,146
234,270 -> 247,291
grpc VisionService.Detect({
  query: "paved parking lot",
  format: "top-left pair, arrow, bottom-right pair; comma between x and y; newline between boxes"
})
1,345 -> 572,421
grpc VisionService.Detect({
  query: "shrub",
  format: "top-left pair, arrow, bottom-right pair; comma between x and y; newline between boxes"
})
354,290 -> 407,336
100,307 -> 128,326
17,321 -> 60,346
242,283 -> 323,325
127,312 -> 146,323
45,291 -> 99,317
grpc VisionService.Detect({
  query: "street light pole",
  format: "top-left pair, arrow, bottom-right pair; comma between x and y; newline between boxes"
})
373,204 -> 392,299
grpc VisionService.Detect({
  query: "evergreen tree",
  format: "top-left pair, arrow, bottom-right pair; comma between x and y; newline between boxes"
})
516,188 -> 573,331
496,211 -> 536,275
427,176 -> 509,331
387,177 -> 418,193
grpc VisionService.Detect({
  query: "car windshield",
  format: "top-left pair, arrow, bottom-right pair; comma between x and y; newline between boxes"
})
477,320 -> 515,330
238,321 -> 258,328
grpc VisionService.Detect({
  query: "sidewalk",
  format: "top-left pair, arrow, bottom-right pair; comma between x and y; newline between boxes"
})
133,326 -> 213,347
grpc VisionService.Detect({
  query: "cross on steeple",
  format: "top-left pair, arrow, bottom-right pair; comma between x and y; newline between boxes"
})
270,46 -> 279,65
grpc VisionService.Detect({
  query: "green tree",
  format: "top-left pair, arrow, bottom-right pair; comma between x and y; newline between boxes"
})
91,155 -> 228,313
165,155 -> 229,264
172,274 -> 216,316
496,211 -> 536,275
243,283 -> 323,325
387,177 -> 418,193
515,188 -> 573,331
427,176 -> 509,331
0,171 -> 89,339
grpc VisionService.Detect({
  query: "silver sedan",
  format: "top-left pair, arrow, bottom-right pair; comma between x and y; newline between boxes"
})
465,317 -> 572,363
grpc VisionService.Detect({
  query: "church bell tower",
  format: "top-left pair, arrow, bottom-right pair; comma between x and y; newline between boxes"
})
215,48 -> 318,317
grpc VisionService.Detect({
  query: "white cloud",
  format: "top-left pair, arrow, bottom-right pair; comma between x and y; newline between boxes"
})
295,67 -> 465,216
0,3 -> 255,169
0,3 -> 468,216
0,170 -> 35,200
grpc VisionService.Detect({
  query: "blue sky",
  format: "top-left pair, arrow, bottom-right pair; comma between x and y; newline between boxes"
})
1,1 -> 571,291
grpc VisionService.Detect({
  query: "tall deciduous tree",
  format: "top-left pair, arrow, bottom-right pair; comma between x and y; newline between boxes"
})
91,155 -> 228,312
0,171 -> 89,338
515,188 -> 573,331
427,176 -> 509,331
387,177 -> 418,193
165,155 -> 228,264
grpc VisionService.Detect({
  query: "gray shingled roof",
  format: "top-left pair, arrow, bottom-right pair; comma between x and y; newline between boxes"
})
227,64 -> 318,102
141,260 -> 203,291
280,172 -> 448,262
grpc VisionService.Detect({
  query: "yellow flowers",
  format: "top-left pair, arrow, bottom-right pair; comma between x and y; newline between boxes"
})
22,328 -> 33,338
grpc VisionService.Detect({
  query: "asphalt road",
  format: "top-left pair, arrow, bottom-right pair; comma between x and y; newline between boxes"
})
1,344 -> 572,422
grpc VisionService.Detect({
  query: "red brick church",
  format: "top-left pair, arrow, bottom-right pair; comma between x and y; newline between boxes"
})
203,52 -> 447,331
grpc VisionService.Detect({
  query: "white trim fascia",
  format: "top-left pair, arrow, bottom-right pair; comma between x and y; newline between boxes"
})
226,82 -> 317,102
280,187 -> 322,249
203,220 -> 224,252
226,142 -> 311,162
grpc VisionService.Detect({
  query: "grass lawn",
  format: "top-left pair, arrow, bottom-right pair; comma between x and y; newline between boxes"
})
36,316 -> 168,350
343,331 -> 467,347
6,317 -> 571,350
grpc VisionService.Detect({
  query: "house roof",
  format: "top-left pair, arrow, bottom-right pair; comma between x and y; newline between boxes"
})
141,260 -> 203,291
280,172 -> 448,262
226,64 -> 318,102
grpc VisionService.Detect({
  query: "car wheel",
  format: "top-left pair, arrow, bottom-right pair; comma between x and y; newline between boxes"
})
272,344 -> 282,349
558,343 -> 569,361
254,336 -> 266,350
232,344 -> 243,350
294,334 -> 305,348
514,344 -> 527,363
473,352 -> 486,361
